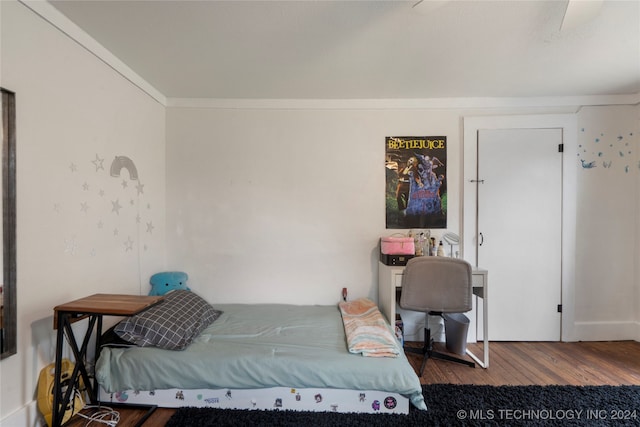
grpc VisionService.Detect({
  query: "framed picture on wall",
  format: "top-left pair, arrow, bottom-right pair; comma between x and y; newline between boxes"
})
385,136 -> 447,229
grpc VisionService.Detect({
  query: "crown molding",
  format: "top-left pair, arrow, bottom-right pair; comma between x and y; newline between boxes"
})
166,94 -> 640,110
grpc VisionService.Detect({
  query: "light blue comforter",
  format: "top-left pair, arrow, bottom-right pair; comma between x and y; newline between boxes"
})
95,303 -> 426,410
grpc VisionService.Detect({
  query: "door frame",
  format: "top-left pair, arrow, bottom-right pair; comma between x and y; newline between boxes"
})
462,114 -> 578,342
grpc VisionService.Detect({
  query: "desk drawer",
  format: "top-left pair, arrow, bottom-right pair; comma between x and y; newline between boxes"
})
472,273 -> 485,287
393,273 -> 404,288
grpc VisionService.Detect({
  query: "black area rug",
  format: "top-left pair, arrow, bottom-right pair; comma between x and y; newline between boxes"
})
165,384 -> 640,426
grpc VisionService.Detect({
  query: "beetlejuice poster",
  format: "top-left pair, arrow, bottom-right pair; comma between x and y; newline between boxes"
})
385,136 -> 447,229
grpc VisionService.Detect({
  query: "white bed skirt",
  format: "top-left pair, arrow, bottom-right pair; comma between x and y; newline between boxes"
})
98,385 -> 410,414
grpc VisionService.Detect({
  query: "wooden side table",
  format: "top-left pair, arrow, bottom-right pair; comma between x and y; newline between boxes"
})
52,294 -> 164,427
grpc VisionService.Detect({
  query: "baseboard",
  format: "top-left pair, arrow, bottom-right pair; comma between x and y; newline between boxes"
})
572,320 -> 639,342
1,400 -> 44,427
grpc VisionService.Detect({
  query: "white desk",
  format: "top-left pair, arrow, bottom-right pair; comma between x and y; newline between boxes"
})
378,261 -> 489,368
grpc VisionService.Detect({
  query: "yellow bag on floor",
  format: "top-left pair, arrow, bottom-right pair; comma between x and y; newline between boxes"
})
37,359 -> 85,427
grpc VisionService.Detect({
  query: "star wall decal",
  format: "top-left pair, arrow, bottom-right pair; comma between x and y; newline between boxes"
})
80,202 -> 89,213
146,221 -> 154,234
92,154 -> 105,172
111,199 -> 122,215
69,163 -> 78,173
124,236 -> 134,252
136,182 -> 145,195
64,237 -> 77,255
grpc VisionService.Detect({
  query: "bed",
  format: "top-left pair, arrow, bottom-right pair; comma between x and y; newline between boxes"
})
95,291 -> 426,414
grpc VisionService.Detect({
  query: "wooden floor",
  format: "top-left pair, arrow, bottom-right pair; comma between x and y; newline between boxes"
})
67,341 -> 640,427
415,340 -> 640,386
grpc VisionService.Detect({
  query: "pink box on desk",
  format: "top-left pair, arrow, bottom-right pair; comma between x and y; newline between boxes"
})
380,237 -> 415,255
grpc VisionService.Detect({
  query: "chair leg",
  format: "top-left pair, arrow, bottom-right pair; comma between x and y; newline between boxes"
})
403,329 -> 430,376
430,350 -> 476,368
404,326 -> 475,376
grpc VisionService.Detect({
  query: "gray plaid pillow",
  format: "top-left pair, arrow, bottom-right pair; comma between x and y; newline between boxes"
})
114,290 -> 222,350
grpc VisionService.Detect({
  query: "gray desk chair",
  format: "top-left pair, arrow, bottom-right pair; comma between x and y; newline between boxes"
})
400,257 -> 475,376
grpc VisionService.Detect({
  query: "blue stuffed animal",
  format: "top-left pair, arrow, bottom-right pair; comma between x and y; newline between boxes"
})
149,271 -> 190,296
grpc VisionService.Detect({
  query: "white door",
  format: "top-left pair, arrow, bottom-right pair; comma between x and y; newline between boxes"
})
478,128 -> 562,341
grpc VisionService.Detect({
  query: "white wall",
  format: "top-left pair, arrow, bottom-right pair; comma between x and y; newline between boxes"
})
637,105 -> 640,341
637,105 -> 640,342
0,1 -> 166,422
166,107 -> 473,305
574,105 -> 640,340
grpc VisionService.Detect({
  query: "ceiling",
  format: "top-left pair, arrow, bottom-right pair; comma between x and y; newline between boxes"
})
47,0 -> 640,100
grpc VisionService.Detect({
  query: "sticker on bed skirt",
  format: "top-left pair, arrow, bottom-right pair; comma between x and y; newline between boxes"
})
99,386 -> 410,414
384,396 -> 397,409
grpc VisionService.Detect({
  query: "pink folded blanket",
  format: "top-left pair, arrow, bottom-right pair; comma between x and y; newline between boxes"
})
338,298 -> 401,358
